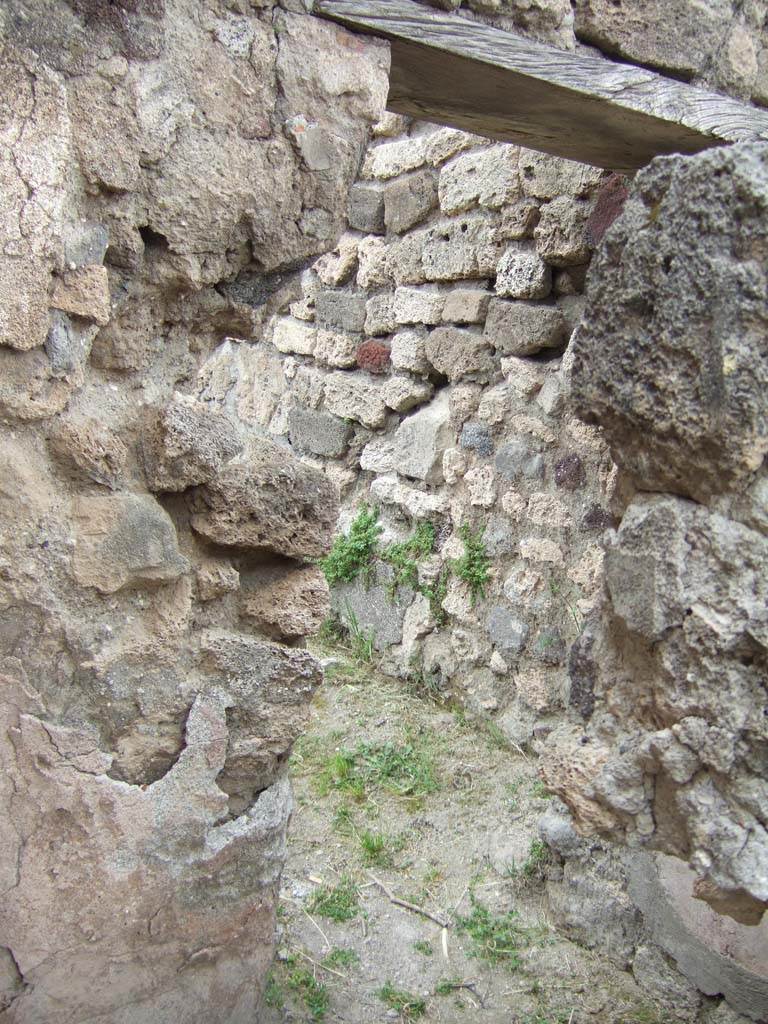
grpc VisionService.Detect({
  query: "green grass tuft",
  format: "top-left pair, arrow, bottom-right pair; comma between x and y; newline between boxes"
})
345,608 -> 376,664
434,977 -> 462,996
377,981 -> 427,1019
381,521 -> 436,596
412,939 -> 433,956
530,779 -> 552,800
263,971 -> 284,1009
322,948 -> 359,969
455,896 -> 531,969
521,838 -> 551,878
307,876 -> 360,922
286,967 -> 329,1022
318,738 -> 439,802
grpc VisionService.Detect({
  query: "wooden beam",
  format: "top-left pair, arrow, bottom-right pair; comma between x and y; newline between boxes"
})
314,0 -> 768,171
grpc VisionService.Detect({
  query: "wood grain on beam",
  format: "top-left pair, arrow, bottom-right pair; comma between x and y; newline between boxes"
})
315,0 -> 768,171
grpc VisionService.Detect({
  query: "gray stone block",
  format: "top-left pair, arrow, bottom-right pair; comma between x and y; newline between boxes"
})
288,406 -> 352,459
487,605 -> 529,655
460,421 -> 493,457
571,141 -> 768,501
315,290 -> 367,333
393,390 -> 453,483
331,562 -> 413,650
384,168 -> 438,234
348,182 -> 385,234
485,298 -> 567,356
495,439 -> 545,481
482,514 -> 516,557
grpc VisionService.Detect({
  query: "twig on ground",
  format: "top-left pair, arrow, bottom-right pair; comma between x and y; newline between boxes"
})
367,873 -> 450,928
441,926 -> 449,960
436,981 -> 485,1008
290,947 -> 346,980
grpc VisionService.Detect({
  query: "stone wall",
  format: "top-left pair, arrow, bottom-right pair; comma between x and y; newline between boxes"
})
2,0 -> 767,1019
541,141 -> 768,929
0,2 -> 387,1020
261,118 -> 622,753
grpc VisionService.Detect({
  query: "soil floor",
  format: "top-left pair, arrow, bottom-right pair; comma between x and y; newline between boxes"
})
261,643 -> 665,1024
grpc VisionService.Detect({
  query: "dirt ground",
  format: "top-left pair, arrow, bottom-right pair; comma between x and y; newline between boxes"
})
261,641 -> 664,1024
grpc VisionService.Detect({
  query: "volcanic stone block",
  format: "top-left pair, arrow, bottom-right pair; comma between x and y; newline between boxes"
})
392,389 -> 453,483
425,325 -> 495,381
348,182 -> 385,234
190,438 -> 338,558
324,371 -> 388,428
143,396 -> 244,492
485,299 -> 567,356
570,142 -> 768,501
315,290 -> 367,333
394,285 -> 445,325
72,493 -> 190,593
288,406 -> 352,458
438,144 -> 519,215
496,249 -> 552,299
441,287 -> 491,324
272,317 -> 317,355
384,168 -> 438,234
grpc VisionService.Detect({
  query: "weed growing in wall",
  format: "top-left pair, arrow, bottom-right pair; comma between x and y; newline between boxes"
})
381,521 -> 436,595
320,504 -> 382,586
320,505 -> 450,633
453,523 -> 491,606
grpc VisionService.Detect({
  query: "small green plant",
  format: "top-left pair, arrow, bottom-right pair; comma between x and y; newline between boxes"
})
358,829 -> 405,868
479,716 -> 511,752
521,838 -> 551,878
322,948 -> 359,970
345,607 -> 376,664
377,981 -> 427,1019
381,521 -> 436,595
318,738 -> 439,802
434,977 -> 462,996
317,615 -> 346,645
359,829 -> 388,866
455,895 -> 531,969
332,804 -> 356,835
620,1008 -> 665,1024
263,971 -> 284,1009
321,504 -> 382,587
421,566 -> 450,624
453,523 -> 491,606
405,665 -> 444,704
286,967 -> 330,1022
412,939 -> 433,956
522,1014 -> 571,1024
504,838 -> 552,883
307,876 -> 360,922
530,779 -> 551,800
505,778 -> 523,813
